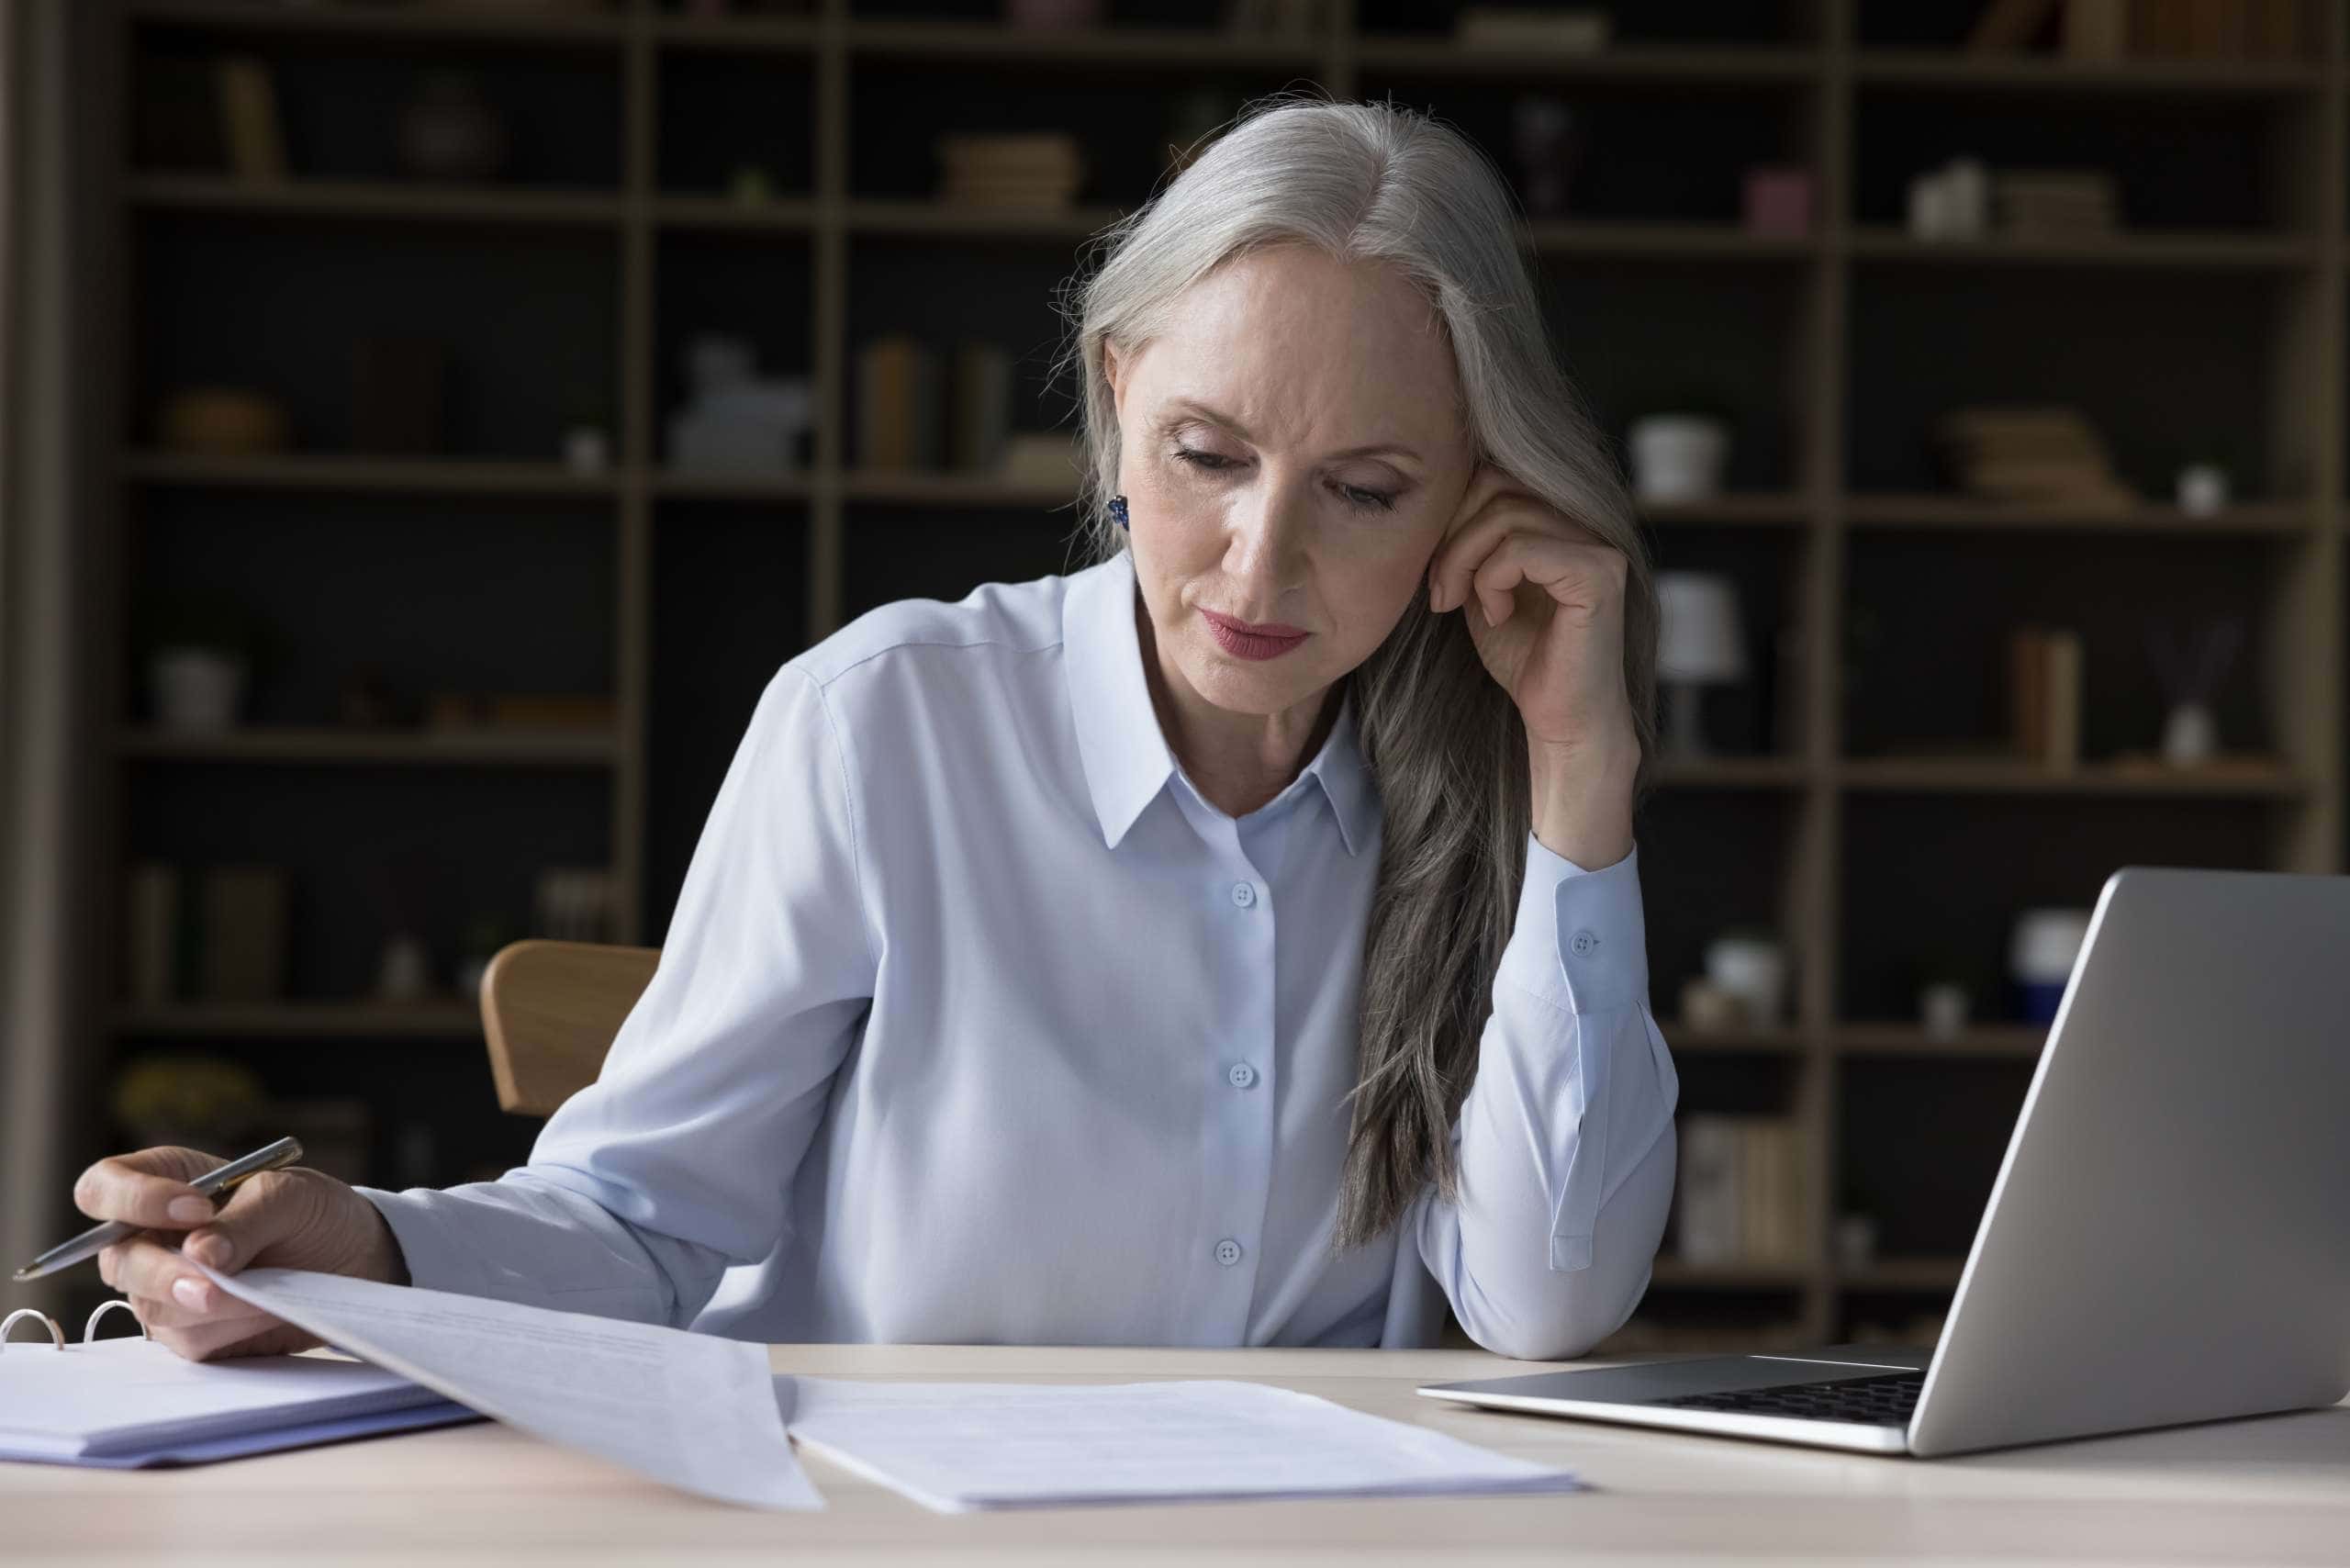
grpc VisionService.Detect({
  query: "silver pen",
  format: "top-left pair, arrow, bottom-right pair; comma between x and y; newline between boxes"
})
12,1136 -> 305,1282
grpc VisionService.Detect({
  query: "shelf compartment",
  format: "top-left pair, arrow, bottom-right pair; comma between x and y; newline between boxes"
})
129,175 -> 627,227
1834,758 -> 2306,798
1661,1020 -> 1808,1053
1353,39 -> 1821,83
1840,1256 -> 1966,1292
113,1001 -> 483,1039
1842,493 -> 2312,533
1849,226 -> 2321,270
846,19 -> 1324,70
1524,219 -> 1818,260
1650,756 -> 1810,790
1650,1260 -> 1812,1291
1832,1024 -> 2044,1059
123,451 -> 620,497
129,0 -> 630,47
1851,50 -> 2323,95
118,727 -> 620,767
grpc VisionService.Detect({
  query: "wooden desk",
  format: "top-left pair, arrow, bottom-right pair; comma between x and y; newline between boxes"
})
6,1344 -> 2346,1563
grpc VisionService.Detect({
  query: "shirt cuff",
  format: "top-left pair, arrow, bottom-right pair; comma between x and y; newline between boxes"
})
352,1184 -> 493,1300
1493,831 -> 1650,1015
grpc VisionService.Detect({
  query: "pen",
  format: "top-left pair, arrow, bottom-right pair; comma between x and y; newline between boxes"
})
11,1136 -> 305,1283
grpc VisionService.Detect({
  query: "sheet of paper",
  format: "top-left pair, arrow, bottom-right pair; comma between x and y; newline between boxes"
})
203,1264 -> 822,1511
783,1376 -> 1583,1512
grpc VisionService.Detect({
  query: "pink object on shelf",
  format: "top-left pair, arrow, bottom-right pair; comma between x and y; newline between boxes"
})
1742,166 -> 1814,237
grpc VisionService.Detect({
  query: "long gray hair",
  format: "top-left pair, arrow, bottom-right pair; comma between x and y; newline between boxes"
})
1051,90 -> 1662,1249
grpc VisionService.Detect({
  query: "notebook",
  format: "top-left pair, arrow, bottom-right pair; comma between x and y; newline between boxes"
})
0,1300 -> 479,1468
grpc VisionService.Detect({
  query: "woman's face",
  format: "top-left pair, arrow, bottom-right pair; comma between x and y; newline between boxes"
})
1103,243 -> 1476,727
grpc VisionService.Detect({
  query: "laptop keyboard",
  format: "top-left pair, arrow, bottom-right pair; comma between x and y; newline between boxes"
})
1654,1370 -> 1925,1427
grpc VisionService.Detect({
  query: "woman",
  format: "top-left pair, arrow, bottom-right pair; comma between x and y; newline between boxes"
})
75,93 -> 1678,1362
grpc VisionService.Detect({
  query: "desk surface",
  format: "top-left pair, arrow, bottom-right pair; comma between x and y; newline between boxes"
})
6,1343 -> 2346,1564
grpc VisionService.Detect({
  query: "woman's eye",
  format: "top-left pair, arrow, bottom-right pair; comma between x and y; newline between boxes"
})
1175,448 -> 1396,513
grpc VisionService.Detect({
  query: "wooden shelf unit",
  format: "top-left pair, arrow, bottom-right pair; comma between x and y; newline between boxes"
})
89,0 -> 2349,1348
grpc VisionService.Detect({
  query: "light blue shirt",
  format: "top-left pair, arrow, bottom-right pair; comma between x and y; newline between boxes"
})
357,548 -> 1679,1359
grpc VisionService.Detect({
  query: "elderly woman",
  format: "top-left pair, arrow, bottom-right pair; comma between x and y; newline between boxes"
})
75,94 -> 1678,1363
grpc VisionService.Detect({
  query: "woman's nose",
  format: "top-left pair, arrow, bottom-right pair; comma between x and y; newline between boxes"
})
1221,487 -> 1309,588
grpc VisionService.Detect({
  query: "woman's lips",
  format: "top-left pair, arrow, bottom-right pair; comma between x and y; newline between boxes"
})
1201,608 -> 1307,660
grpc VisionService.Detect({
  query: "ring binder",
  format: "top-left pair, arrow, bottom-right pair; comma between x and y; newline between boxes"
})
0,1298 -> 154,1350
2,1307 -> 62,1349
1,1288 -> 479,1469
84,1299 -> 151,1342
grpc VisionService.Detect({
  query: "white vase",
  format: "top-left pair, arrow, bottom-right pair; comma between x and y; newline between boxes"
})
2162,700 -> 2218,766
1628,415 -> 1729,503
150,646 -> 245,734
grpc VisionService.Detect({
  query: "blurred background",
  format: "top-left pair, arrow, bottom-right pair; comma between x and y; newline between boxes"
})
1,0 -> 2340,1353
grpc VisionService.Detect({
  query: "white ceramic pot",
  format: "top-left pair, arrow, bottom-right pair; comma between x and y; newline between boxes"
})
150,646 -> 246,734
1628,414 -> 1729,503
1704,935 -> 1785,1026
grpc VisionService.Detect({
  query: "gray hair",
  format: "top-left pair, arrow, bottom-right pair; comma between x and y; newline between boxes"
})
1050,89 -> 1661,1250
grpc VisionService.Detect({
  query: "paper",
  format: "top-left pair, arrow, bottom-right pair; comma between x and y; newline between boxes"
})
203,1265 -> 822,1511
783,1376 -> 1583,1512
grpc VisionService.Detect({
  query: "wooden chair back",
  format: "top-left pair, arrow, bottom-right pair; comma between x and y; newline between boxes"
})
478,938 -> 660,1115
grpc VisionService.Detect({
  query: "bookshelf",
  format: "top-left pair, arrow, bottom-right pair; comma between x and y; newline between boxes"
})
78,0 -> 2346,1350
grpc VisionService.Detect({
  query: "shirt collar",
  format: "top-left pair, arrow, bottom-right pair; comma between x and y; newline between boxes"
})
1062,549 -> 1378,857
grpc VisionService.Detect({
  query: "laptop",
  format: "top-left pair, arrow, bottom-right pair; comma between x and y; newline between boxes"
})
1419,864 -> 2350,1457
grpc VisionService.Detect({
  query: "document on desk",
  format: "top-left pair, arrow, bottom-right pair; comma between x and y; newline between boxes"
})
201,1265 -> 822,1511
782,1376 -> 1583,1512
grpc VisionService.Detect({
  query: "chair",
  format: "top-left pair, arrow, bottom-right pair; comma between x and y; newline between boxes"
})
477,939 -> 659,1115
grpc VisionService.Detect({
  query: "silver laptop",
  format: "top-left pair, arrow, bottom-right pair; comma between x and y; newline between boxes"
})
1420,864 -> 2350,1457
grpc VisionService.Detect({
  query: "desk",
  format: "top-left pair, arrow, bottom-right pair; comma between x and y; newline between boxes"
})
5,1343 -> 2345,1563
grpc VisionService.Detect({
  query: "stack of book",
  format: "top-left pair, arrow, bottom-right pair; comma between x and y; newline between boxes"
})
1993,170 -> 2121,241
1674,1114 -> 1808,1270
125,864 -> 289,1004
2008,625 -> 2085,772
934,132 -> 1084,210
1934,406 -> 2138,512
1454,6 -> 1611,51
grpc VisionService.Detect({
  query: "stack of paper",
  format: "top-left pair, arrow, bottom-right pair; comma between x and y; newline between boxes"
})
783,1376 -> 1583,1513
0,1334 -> 473,1469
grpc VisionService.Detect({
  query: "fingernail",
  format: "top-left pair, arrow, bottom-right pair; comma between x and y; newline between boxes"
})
194,1234 -> 233,1269
173,1277 -> 210,1312
168,1196 -> 212,1224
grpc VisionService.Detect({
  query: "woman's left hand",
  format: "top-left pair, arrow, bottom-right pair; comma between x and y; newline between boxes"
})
1427,463 -> 1639,767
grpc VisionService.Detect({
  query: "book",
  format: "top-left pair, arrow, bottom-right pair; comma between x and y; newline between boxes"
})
213,55 -> 286,184
1675,1114 -> 1807,1267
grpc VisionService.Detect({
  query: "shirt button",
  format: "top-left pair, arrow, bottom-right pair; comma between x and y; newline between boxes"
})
1230,881 -> 1258,909
1570,927 -> 1600,957
1214,1238 -> 1243,1267
1226,1062 -> 1257,1090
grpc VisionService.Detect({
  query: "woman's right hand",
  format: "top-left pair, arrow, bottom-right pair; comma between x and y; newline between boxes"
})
73,1146 -> 409,1362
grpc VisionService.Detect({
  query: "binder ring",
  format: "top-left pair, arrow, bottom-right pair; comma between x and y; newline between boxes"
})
1,1307 -> 64,1350
84,1299 -> 151,1343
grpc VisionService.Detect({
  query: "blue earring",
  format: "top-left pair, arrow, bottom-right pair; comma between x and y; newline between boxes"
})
1108,494 -> 1129,531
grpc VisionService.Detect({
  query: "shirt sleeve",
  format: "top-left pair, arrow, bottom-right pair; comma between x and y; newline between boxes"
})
1410,830 -> 1680,1361
351,662 -> 879,1329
